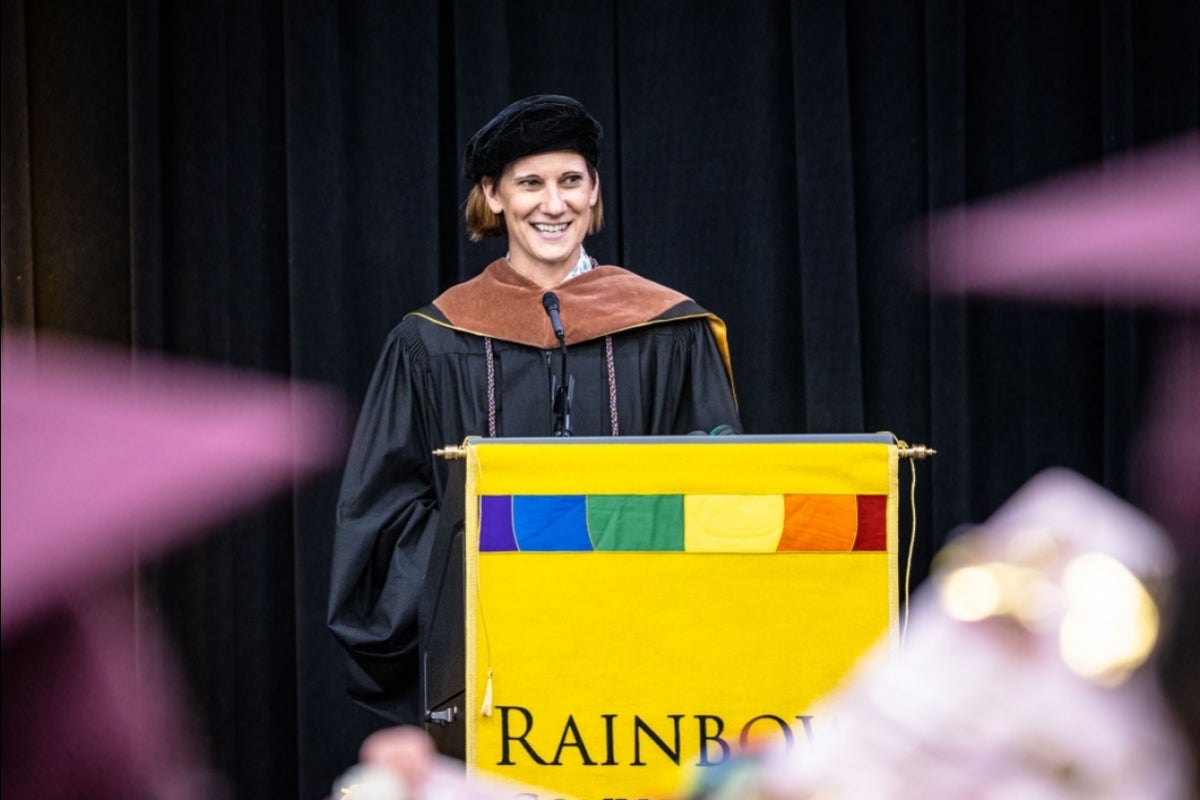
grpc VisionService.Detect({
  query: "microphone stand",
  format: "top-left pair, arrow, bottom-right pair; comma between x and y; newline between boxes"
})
542,291 -> 573,436
552,338 -> 572,437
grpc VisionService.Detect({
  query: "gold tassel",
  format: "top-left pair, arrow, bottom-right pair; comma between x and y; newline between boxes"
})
481,668 -> 494,717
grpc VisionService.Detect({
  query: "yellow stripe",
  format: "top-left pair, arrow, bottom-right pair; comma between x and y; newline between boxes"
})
472,441 -> 893,495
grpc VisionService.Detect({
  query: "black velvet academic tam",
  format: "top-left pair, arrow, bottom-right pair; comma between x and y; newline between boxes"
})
462,94 -> 602,185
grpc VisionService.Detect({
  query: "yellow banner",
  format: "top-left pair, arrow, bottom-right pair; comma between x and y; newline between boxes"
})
463,438 -> 898,800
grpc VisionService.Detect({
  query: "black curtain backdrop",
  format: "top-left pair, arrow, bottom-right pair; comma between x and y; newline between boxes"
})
3,2 -> 1198,798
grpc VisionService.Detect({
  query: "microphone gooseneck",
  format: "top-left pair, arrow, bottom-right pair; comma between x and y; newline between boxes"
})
541,291 -> 572,436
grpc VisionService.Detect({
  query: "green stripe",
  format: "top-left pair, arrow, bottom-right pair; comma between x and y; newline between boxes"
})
587,495 -> 685,551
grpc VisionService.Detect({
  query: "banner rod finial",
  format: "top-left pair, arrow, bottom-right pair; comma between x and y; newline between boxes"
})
898,443 -> 936,460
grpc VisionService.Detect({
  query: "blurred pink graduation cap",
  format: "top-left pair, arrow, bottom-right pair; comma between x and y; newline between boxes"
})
921,132 -> 1200,307
918,131 -> 1200,545
1,334 -> 345,634
0,333 -> 346,799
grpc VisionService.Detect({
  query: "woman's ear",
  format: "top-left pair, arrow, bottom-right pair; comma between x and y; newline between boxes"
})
589,174 -> 600,208
482,177 -> 505,215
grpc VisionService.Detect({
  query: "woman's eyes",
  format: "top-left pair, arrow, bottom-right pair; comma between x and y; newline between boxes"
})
516,175 -> 583,189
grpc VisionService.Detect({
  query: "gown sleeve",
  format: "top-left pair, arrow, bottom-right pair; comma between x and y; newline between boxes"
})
327,322 -> 438,723
676,318 -> 743,435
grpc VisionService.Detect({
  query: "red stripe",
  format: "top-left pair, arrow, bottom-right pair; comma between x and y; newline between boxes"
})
853,495 -> 887,551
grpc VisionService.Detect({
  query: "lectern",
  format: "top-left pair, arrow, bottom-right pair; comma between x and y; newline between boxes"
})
421,434 -> 899,799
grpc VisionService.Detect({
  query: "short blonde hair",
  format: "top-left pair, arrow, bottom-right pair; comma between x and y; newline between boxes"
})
464,164 -> 605,242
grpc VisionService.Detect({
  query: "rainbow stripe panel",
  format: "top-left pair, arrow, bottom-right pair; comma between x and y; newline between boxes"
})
478,494 -> 887,552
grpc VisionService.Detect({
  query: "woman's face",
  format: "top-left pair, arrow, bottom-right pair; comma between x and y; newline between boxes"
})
483,150 -> 599,280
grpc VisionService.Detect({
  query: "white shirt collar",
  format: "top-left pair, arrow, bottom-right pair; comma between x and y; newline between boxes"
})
562,247 -> 596,283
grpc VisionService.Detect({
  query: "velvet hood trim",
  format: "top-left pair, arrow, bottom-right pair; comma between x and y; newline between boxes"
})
413,259 -> 734,383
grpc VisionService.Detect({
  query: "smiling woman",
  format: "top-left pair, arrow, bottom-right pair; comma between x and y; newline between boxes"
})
481,151 -> 600,285
327,94 -> 743,727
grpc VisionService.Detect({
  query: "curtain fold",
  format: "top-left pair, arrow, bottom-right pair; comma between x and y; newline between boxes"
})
1,0 -> 35,328
3,2 -> 1197,797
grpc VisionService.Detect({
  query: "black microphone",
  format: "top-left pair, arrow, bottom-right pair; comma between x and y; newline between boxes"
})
542,291 -> 566,346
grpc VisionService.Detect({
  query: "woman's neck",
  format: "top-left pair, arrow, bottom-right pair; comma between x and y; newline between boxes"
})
505,250 -> 580,288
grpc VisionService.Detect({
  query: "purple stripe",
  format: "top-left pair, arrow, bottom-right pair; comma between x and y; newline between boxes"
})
479,495 -> 517,551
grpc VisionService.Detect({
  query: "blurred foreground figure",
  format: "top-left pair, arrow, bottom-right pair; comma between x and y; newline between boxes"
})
329,726 -> 540,800
920,130 -> 1200,791
1,334 -> 343,800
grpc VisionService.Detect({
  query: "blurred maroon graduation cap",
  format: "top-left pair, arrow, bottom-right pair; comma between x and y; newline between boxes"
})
918,132 -> 1200,546
1,333 -> 346,799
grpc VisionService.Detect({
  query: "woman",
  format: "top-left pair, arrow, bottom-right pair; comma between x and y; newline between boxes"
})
328,95 -> 741,723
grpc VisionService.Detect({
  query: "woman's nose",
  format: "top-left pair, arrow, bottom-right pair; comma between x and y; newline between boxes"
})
541,186 -> 566,214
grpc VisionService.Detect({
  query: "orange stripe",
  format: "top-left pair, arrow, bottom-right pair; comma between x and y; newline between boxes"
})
779,495 -> 858,551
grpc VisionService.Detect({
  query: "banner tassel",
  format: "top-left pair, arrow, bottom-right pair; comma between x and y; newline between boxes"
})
481,668 -> 494,717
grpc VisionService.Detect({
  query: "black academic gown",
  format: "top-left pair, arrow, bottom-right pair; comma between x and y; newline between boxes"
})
328,266 -> 741,723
